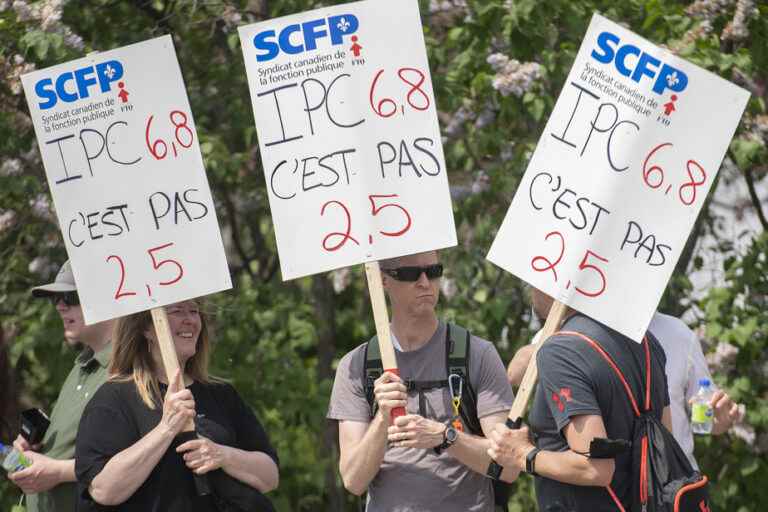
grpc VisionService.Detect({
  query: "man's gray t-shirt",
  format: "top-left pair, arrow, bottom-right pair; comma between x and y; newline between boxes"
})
327,322 -> 514,512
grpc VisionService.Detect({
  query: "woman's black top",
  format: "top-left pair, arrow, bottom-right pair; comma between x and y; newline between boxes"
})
75,379 -> 278,511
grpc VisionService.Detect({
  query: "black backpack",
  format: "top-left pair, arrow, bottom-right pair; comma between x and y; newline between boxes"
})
563,329 -> 711,512
363,323 -> 511,511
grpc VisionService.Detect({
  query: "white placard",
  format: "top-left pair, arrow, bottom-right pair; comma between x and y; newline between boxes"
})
21,35 -> 232,325
487,14 -> 749,342
239,0 -> 456,280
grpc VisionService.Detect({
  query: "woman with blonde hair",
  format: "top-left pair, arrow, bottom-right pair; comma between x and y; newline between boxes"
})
75,300 -> 279,511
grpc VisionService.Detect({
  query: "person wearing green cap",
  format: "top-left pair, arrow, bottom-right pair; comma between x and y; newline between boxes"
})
9,260 -> 115,512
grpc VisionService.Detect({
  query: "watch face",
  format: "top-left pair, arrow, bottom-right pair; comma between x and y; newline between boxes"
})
446,426 -> 459,443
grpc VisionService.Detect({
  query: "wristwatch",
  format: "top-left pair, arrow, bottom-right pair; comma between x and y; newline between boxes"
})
526,447 -> 541,475
434,424 -> 459,455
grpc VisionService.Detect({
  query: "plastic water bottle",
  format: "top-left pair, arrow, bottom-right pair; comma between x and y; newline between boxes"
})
0,442 -> 31,474
691,378 -> 714,434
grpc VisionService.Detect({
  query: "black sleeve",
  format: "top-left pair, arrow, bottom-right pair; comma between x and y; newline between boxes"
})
75,385 -> 139,489
536,339 -> 602,432
224,384 -> 279,468
648,334 -> 671,408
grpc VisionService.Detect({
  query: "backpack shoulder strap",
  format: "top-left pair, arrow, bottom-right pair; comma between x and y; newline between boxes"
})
446,323 -> 470,378
363,336 -> 383,418
446,323 -> 484,436
554,330 -> 647,417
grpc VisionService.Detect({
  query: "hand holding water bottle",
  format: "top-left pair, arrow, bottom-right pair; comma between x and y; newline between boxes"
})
1,443 -> 31,474
690,379 -> 743,435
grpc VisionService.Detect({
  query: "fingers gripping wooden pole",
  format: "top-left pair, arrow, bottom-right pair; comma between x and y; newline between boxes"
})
364,261 -> 405,422
150,306 -> 209,495
486,300 -> 568,480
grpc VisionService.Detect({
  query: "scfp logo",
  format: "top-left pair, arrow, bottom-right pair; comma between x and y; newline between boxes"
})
253,14 -> 359,62
35,60 -> 124,110
591,31 -> 688,96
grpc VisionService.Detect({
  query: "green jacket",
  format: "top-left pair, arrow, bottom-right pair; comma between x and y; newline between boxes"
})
26,343 -> 111,512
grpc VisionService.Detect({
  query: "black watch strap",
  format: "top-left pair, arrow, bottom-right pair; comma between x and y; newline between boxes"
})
526,447 -> 541,476
434,424 -> 456,455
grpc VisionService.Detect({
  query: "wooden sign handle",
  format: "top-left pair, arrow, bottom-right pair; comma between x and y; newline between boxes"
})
150,306 -> 209,495
486,299 -> 568,480
364,261 -> 405,423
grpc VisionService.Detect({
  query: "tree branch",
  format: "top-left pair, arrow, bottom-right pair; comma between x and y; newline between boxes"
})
220,187 -> 256,279
729,149 -> 768,232
743,165 -> 768,232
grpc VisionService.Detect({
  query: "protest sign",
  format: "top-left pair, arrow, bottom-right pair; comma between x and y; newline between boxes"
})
238,0 -> 456,281
239,0 -> 456,420
487,13 -> 750,342
21,35 -> 232,326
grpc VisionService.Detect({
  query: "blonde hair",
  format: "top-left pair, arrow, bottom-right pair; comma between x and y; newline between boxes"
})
109,302 -> 213,409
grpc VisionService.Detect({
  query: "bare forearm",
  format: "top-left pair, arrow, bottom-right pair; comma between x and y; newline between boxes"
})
90,425 -> 174,505
57,459 -> 76,483
339,414 -> 388,495
220,446 -> 279,493
447,431 -> 515,481
534,450 -> 614,487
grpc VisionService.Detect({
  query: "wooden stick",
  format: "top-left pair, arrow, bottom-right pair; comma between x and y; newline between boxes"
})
507,299 -> 568,422
363,261 -> 405,422
486,299 -> 568,480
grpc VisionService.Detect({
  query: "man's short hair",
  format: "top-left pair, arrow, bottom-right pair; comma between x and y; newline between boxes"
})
379,250 -> 440,270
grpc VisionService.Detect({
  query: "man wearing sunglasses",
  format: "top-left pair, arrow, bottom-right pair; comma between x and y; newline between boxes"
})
328,251 -> 518,511
10,260 -> 114,512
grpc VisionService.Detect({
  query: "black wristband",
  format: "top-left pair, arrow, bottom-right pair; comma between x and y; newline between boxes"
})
525,447 -> 541,476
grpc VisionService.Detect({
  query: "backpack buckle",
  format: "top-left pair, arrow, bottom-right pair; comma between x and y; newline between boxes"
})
448,373 -> 463,400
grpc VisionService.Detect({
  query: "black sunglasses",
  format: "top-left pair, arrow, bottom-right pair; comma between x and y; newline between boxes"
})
49,292 -> 79,307
382,264 -> 444,282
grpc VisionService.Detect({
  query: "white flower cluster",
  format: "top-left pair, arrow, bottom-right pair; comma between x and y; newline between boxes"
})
1,53 -> 35,95
487,53 -> 542,98
221,5 -> 242,29
331,267 -> 351,294
683,0 -> 758,43
471,170 -> 490,195
722,0 -> 759,41
28,255 -> 57,276
0,158 -> 22,176
443,103 -> 475,141
743,114 -> 768,147
440,277 -> 457,300
686,0 -> 734,21
429,0 -> 468,15
0,210 -> 17,234
706,341 -> 739,372
474,105 -> 497,129
500,143 -> 515,163
29,193 -> 56,222
731,421 -> 756,446
450,171 -> 490,201
11,0 -> 84,50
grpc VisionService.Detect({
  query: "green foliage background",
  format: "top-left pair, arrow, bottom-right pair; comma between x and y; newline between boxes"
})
0,1 -> 766,510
